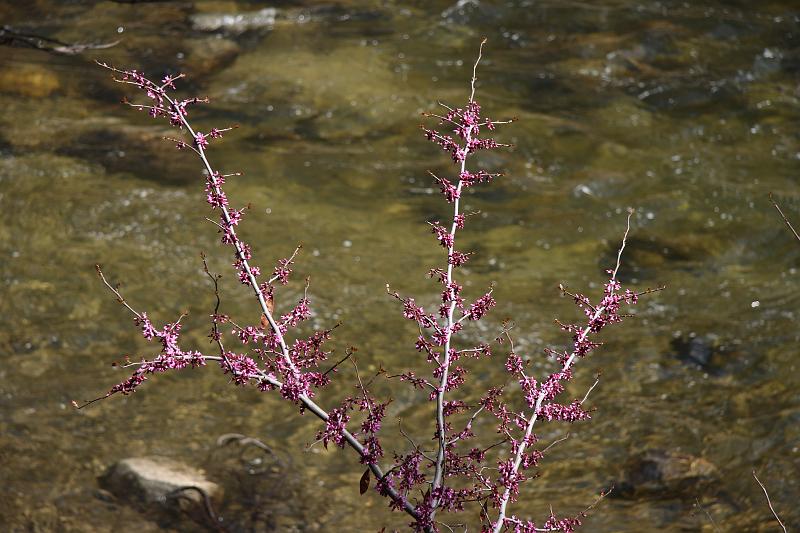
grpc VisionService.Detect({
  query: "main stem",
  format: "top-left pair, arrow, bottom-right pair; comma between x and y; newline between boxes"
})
431,141 -> 469,510
431,40 -> 485,516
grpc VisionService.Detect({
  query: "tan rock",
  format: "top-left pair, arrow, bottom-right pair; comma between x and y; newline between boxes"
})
100,455 -> 222,509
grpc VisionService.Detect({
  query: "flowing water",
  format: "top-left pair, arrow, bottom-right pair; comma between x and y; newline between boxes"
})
1,0 -> 798,531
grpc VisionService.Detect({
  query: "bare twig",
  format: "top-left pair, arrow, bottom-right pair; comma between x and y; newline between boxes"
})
541,433 -> 571,454
693,498 -> 720,533
753,470 -> 787,533
0,25 -> 118,55
469,37 -> 487,103
580,374 -> 602,405
95,264 -> 142,319
322,348 -> 354,376
770,192 -> 800,244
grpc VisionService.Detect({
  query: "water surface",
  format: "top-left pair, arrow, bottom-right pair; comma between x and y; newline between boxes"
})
1,1 -> 798,531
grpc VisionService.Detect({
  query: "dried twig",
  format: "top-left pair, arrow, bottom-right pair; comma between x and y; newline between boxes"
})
770,192 -> 800,243
752,470 -> 787,533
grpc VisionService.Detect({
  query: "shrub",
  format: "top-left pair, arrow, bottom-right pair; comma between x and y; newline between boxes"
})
81,40 -> 652,532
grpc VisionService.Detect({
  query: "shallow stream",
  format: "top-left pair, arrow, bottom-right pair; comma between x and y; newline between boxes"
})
1,1 -> 799,531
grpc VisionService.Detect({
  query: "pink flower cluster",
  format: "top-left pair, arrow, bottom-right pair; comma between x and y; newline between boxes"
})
103,312 -> 206,397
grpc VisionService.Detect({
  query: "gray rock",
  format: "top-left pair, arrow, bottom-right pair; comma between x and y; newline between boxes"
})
100,456 -> 222,508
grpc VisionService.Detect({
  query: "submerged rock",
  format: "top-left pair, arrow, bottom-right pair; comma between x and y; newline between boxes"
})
190,8 -> 278,33
100,456 -> 222,513
0,63 -> 60,98
182,37 -> 241,79
612,449 -> 718,499
60,121 -> 200,184
190,5 -> 387,34
599,232 -> 722,282
671,334 -> 720,369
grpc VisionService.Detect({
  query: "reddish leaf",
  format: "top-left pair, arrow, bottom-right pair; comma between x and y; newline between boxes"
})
359,468 -> 370,495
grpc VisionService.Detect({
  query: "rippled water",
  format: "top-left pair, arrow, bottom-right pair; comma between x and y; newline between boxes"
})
1,1 -> 798,531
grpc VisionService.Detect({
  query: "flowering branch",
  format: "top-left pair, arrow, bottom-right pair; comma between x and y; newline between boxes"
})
490,211 -> 634,533
84,41 -> 656,533
379,41 -> 656,531
88,60 -> 423,524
